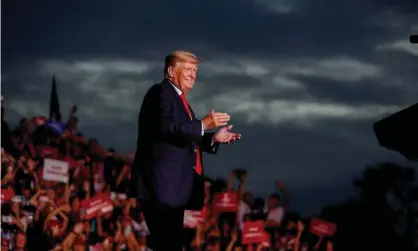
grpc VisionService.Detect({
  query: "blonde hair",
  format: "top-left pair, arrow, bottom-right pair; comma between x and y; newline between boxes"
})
164,50 -> 202,77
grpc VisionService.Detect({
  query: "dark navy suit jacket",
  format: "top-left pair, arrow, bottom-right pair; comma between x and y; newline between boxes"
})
130,79 -> 219,210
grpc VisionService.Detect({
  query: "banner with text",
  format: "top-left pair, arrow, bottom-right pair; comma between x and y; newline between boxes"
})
310,218 -> 337,237
82,194 -> 113,220
43,158 -> 69,183
242,220 -> 270,245
213,192 -> 238,212
1,189 -> 15,204
184,207 -> 207,228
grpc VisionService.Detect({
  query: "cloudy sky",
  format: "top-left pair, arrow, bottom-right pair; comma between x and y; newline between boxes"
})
2,0 -> 417,215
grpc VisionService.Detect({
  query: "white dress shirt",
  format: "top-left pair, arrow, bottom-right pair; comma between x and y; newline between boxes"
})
266,206 -> 284,224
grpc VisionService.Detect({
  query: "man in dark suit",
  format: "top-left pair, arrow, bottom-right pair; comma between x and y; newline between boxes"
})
129,50 -> 241,250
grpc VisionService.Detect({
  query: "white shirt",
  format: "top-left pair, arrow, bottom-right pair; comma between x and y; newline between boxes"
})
266,206 -> 284,224
170,81 -> 204,136
237,201 -> 251,229
132,220 -> 150,236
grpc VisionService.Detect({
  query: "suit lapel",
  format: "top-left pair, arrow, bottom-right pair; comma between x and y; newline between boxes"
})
162,79 -> 197,121
162,79 -> 191,120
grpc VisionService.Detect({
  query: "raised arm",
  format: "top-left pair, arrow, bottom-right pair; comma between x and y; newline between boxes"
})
293,220 -> 304,251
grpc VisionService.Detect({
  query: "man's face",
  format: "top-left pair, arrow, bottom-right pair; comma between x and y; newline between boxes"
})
172,62 -> 197,93
71,197 -> 80,211
27,158 -> 36,172
12,201 -> 20,214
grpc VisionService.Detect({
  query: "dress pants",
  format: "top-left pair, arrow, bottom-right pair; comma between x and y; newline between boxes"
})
143,202 -> 185,251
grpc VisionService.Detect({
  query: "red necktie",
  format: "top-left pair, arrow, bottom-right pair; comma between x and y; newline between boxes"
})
180,93 -> 202,175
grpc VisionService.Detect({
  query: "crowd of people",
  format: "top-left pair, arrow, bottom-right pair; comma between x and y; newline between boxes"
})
1,105 -> 336,251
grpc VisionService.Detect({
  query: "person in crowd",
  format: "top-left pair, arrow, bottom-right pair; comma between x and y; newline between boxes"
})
129,50 -> 241,251
229,170 -> 253,230
12,118 -> 32,148
1,106 -> 19,157
265,183 -> 290,230
1,97 -> 335,251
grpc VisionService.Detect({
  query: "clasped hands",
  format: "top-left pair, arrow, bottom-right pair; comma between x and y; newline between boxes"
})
202,109 -> 241,144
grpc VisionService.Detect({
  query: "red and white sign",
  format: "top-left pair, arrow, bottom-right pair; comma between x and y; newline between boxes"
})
43,158 -> 69,183
213,192 -> 238,212
184,207 -> 207,228
310,218 -> 337,237
242,220 -> 269,245
1,188 -> 15,204
81,194 -> 113,220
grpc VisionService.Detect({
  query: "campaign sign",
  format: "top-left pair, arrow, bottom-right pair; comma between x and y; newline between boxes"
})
43,158 -> 69,183
81,194 -> 113,220
184,207 -> 207,228
213,192 -> 238,212
310,218 -> 337,237
1,189 -> 15,204
242,220 -> 269,244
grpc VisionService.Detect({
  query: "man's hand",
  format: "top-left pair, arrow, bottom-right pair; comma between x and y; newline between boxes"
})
202,110 -> 230,130
213,125 -> 241,144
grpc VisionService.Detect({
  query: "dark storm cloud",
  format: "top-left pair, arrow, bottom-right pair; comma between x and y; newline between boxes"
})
294,76 -> 414,105
3,0 -> 416,63
196,74 -> 264,95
